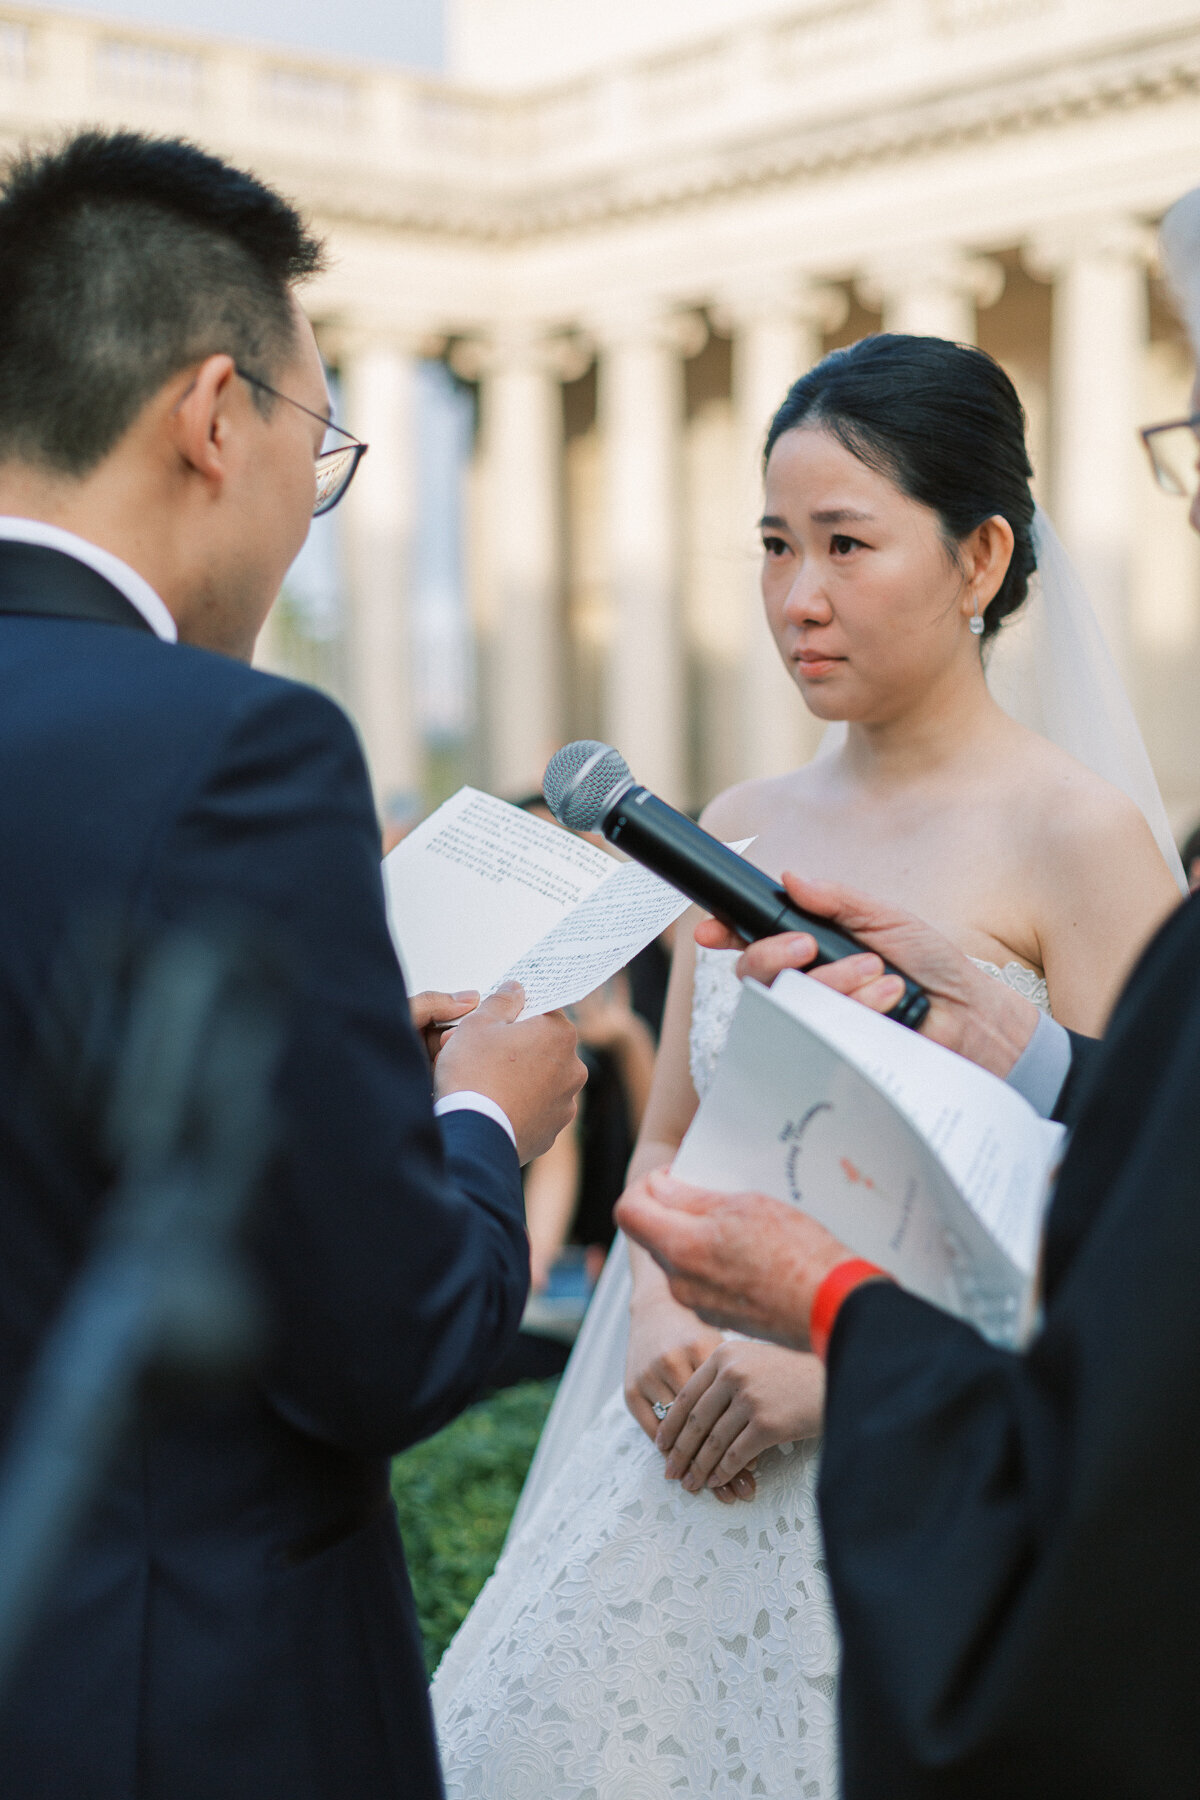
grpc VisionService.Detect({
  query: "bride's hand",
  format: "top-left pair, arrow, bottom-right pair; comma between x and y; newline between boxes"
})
625,1291 -> 723,1448
656,1341 -> 825,1504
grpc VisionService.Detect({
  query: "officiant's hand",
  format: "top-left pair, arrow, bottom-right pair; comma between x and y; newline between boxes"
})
694,871 -> 1040,1080
616,1169 -> 850,1348
436,982 -> 587,1164
657,1342 -> 825,1503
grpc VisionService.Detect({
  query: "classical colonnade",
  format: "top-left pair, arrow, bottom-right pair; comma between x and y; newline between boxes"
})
335,218 -> 1160,814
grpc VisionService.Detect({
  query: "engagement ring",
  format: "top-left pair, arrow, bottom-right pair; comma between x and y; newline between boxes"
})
652,1400 -> 673,1421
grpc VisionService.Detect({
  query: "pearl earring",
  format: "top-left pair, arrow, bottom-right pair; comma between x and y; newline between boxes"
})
969,594 -> 985,636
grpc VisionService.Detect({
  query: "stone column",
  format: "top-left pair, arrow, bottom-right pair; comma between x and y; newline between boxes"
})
859,247 -> 1004,343
339,335 -> 421,822
718,278 -> 848,780
593,305 -> 702,804
471,326 -> 569,797
1026,218 -> 1154,675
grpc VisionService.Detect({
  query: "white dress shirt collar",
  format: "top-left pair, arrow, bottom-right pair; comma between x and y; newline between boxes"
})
0,516 -> 178,642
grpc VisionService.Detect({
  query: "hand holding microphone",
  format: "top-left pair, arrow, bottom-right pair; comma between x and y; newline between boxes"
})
542,740 -> 931,1031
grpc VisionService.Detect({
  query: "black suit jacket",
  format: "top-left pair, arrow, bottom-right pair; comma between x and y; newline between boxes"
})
819,885 -> 1200,1798
0,543 -> 530,1799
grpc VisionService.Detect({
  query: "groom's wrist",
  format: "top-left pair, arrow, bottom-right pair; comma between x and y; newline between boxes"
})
433,1090 -> 518,1151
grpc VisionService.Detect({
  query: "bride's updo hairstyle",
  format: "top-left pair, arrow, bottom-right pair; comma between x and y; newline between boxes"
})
764,334 -> 1036,644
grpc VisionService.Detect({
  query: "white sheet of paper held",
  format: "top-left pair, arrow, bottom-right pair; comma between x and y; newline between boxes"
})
382,789 -> 614,999
381,787 -> 719,1017
674,975 -> 1064,1347
765,970 -> 1064,1277
499,860 -> 696,1015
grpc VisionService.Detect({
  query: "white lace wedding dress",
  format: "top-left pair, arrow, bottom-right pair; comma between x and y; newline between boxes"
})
431,948 -> 1051,1799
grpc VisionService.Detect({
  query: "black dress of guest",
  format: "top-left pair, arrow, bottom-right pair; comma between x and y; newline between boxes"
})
571,938 -> 670,1252
494,939 -> 670,1386
817,889 -> 1200,1798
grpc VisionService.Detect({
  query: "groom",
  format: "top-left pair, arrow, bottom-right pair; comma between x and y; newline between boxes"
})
619,189 -> 1200,1800
0,132 -> 584,1798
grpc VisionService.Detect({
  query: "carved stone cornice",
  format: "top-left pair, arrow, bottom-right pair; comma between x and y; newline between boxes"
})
710,276 -> 849,337
583,302 -> 708,358
1024,215 -> 1160,282
248,23 -> 1200,243
317,320 -> 447,364
448,324 -> 593,381
857,248 -> 1005,313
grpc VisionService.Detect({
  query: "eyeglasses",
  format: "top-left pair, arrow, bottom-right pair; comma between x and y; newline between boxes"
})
235,367 -> 369,516
1140,412 -> 1200,502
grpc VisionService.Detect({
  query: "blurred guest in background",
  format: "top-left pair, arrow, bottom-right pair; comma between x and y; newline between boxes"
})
487,796 -> 664,1388
513,793 -> 665,1297
525,973 -> 655,1293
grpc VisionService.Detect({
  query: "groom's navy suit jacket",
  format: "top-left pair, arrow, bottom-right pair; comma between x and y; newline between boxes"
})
0,542 -> 529,1799
820,883 -> 1200,1797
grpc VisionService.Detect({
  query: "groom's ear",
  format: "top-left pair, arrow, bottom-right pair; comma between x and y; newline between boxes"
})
962,514 -> 1015,610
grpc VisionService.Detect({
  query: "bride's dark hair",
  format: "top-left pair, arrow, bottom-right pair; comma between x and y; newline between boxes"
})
764,334 -> 1036,643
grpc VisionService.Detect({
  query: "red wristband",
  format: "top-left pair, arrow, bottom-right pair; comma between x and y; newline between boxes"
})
809,1258 -> 890,1362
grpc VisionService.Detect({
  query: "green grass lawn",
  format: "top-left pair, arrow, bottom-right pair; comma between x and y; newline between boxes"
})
391,1378 -> 558,1675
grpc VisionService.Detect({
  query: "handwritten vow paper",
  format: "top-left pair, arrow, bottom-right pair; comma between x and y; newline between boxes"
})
382,787 -> 698,1018
675,971 -> 1065,1347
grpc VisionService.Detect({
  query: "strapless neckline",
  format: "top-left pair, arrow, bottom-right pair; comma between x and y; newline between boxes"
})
965,955 -> 1050,1013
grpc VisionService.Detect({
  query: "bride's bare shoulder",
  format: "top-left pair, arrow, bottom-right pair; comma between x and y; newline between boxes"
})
699,770 -> 814,839
1004,723 -> 1171,884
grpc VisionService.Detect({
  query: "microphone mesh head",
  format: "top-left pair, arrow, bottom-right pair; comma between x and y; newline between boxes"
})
543,740 -> 633,831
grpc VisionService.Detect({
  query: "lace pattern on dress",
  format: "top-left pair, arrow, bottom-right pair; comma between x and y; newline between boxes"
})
967,956 -> 1051,1014
689,947 -> 743,1099
433,1393 -> 839,1799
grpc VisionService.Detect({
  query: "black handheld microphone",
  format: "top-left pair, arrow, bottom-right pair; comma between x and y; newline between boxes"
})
543,740 -> 930,1032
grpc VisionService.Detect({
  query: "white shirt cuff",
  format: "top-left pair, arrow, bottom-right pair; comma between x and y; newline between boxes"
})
1004,1009 -> 1072,1119
434,1090 -> 518,1152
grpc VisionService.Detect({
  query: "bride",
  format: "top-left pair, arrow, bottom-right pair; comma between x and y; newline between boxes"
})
431,334 -> 1185,1797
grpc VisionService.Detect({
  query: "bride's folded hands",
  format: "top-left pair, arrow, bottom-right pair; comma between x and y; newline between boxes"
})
625,1241 -> 826,1507
624,1287 -> 758,1505
624,1269 -> 723,1446
656,1341 -> 825,1504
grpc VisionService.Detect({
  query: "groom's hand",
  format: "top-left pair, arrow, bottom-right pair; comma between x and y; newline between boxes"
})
408,988 -> 480,1063
695,871 -> 1040,1079
436,982 -> 587,1164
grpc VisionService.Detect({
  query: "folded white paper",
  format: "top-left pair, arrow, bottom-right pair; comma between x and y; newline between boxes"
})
673,970 -> 1064,1347
382,787 -> 699,1018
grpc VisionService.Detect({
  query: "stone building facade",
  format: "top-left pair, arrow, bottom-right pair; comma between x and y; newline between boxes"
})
3,0 -> 1200,828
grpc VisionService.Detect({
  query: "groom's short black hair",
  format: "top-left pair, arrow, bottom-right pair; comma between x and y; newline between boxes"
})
0,130 -> 326,476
